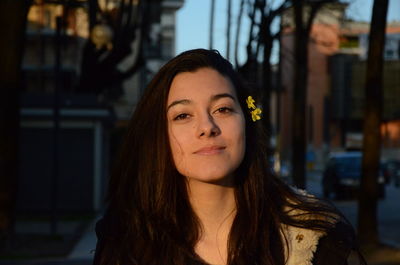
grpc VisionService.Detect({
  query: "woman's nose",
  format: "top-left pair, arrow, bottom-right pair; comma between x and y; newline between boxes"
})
197,113 -> 221,138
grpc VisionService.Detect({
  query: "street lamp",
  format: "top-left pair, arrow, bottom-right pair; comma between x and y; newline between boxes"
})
90,23 -> 113,50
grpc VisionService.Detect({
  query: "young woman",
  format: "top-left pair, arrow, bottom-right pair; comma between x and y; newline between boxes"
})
93,49 -> 366,265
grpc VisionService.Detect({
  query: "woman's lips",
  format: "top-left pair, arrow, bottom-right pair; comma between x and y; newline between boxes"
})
194,146 -> 226,155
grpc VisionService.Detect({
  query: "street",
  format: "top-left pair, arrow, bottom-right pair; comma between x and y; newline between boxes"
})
307,170 -> 400,248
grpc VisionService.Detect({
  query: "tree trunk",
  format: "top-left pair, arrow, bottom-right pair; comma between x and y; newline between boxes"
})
234,0 -> 245,68
291,0 -> 308,189
358,0 -> 388,248
238,0 -> 290,153
209,0 -> 215,50
0,0 -> 31,236
260,42 -> 273,152
260,17 -> 273,151
226,0 -> 231,60
291,1 -> 323,189
88,0 -> 99,30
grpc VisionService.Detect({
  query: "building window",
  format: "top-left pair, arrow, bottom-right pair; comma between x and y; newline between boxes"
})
385,49 -> 394,59
339,35 -> 359,49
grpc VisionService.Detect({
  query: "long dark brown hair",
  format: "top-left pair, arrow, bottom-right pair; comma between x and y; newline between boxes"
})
99,49 -> 342,265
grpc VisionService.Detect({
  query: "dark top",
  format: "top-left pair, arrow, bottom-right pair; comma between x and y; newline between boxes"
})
92,214 -> 366,265
312,221 -> 366,265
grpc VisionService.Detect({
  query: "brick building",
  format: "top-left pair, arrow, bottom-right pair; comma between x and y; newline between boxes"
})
277,3 -> 400,169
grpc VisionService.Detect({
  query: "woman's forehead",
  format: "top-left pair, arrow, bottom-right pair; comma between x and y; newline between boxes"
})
167,68 -> 238,104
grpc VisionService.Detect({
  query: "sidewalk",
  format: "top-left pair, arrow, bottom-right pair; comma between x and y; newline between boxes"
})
335,185 -> 400,265
67,216 -> 99,261
0,215 -> 96,265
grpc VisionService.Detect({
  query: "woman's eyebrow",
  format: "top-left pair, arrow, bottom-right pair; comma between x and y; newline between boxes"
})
167,99 -> 191,112
211,93 -> 236,103
167,93 -> 235,112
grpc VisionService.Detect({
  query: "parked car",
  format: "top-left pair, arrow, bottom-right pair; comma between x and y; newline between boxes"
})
382,159 -> 400,186
322,152 -> 385,199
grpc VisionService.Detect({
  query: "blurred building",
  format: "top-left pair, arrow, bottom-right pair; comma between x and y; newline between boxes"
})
278,3 -> 400,170
18,0 -> 183,215
329,22 -> 400,157
116,0 -> 184,119
23,3 -> 88,93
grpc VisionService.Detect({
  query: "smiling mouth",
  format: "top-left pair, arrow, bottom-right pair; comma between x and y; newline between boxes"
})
194,146 -> 226,155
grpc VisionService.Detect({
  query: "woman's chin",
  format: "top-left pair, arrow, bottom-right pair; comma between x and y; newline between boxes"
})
186,173 -> 235,187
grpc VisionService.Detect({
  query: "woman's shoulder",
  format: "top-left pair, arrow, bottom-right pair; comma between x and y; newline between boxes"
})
284,187 -> 340,224
280,215 -> 326,265
95,209 -> 123,240
312,220 -> 361,264
93,210 -> 125,265
281,188 -> 360,265
281,221 -> 357,265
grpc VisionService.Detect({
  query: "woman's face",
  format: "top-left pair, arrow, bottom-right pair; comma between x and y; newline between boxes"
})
166,67 -> 246,185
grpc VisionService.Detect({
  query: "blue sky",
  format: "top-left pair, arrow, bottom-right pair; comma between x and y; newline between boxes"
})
176,0 -> 400,63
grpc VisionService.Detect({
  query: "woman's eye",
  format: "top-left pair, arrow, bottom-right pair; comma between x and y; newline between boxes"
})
215,107 -> 233,114
173,113 -> 190,121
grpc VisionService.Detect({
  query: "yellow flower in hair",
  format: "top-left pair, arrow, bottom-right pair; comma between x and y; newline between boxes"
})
251,108 -> 262,122
246,96 -> 256,109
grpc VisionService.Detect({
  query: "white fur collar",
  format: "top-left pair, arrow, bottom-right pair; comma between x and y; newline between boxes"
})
280,189 -> 335,265
281,222 -> 325,265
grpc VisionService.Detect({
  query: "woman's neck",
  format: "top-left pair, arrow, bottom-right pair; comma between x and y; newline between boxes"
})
187,179 -> 236,265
